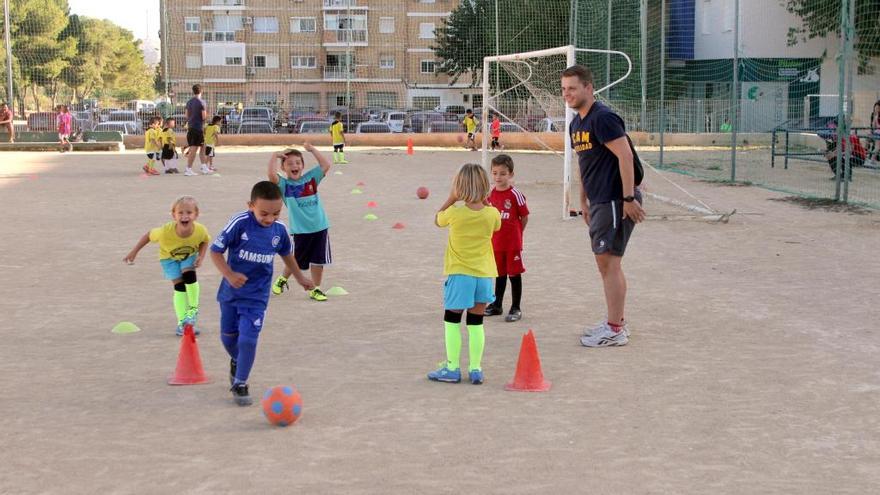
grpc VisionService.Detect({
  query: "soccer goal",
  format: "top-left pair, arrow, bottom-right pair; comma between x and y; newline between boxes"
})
481,45 -> 632,219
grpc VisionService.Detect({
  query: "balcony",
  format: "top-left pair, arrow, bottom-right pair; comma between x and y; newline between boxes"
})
323,29 -> 367,44
202,0 -> 246,11
324,66 -> 356,80
323,0 -> 366,9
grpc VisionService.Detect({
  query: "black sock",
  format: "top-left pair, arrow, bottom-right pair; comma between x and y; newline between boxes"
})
444,310 -> 463,323
509,275 -> 522,311
465,312 -> 484,326
493,276 -> 507,308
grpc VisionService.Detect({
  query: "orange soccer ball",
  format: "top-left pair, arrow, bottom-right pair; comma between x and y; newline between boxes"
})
417,186 -> 430,199
261,385 -> 303,427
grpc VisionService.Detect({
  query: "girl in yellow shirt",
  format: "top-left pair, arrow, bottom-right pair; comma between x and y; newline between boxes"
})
428,163 -> 501,385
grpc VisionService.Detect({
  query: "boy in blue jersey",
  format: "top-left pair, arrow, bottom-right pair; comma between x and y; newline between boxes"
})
210,181 -> 315,406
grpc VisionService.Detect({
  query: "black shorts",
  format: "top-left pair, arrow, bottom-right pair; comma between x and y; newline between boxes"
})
333,144 -> 344,152
205,146 -> 215,157
186,128 -> 204,147
161,145 -> 177,160
292,229 -> 331,270
588,190 -> 642,256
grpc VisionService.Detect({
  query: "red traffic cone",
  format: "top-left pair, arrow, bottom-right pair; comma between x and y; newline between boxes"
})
505,329 -> 551,392
392,222 -> 405,229
406,137 -> 414,156
168,324 -> 210,385
366,201 -> 378,208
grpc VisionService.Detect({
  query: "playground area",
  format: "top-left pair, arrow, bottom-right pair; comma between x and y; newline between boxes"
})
1,147 -> 879,493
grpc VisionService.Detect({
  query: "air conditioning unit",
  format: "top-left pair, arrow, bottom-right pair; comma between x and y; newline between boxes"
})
244,17 -> 253,25
246,67 -> 256,75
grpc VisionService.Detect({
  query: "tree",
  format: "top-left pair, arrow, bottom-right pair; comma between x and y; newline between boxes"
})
785,0 -> 880,59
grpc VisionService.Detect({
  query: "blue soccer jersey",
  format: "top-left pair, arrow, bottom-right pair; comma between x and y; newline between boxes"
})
211,211 -> 292,309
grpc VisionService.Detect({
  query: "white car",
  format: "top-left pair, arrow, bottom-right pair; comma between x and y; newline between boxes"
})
355,122 -> 392,134
93,122 -> 137,135
107,111 -> 144,134
535,117 -> 567,133
383,112 -> 406,133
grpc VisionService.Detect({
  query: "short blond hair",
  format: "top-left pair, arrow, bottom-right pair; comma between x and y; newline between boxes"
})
171,195 -> 199,212
453,163 -> 491,203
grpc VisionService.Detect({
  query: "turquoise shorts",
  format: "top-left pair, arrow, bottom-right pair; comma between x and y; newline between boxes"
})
443,274 -> 495,310
160,254 -> 197,280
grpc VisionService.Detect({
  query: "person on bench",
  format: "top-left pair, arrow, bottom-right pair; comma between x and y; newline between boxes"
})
0,103 -> 13,143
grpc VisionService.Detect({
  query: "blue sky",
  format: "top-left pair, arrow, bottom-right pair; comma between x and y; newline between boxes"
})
67,0 -> 160,41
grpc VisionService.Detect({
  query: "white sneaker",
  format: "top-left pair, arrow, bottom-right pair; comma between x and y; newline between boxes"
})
184,169 -> 198,176
583,318 -> 630,337
200,164 -> 213,174
579,322 -> 629,347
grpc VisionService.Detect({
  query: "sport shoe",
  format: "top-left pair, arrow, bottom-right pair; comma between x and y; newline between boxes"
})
427,363 -> 461,383
231,383 -> 252,406
182,308 -> 200,335
505,308 -> 522,322
468,369 -> 484,385
175,322 -> 184,337
200,164 -> 213,174
168,167 -> 179,174
229,359 -> 237,386
579,322 -> 629,347
147,167 -> 160,176
184,169 -> 198,176
272,276 -> 289,295
583,318 -> 630,338
484,305 -> 503,316
309,288 -> 328,301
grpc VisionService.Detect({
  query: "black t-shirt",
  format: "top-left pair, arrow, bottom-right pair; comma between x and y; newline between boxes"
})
569,101 -> 628,204
186,97 -> 205,131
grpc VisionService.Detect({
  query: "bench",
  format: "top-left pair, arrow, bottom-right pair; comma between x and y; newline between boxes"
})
0,131 -> 125,152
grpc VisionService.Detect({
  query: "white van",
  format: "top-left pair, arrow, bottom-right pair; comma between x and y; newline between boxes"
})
126,100 -> 157,112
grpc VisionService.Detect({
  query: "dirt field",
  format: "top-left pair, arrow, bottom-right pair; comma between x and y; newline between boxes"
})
1,147 -> 879,494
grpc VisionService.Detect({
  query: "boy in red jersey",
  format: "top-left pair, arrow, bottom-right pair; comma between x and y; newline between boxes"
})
484,154 -> 529,322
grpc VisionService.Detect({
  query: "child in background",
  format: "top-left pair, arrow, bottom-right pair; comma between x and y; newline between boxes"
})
870,100 -> 880,161
268,143 -> 333,302
210,182 -> 314,406
143,116 -> 163,176
462,109 -> 480,151
490,114 -> 502,151
123,196 -> 210,336
57,105 -> 73,153
484,154 -> 529,322
160,118 -> 180,174
330,112 -> 348,164
428,163 -> 501,385
204,116 -> 222,172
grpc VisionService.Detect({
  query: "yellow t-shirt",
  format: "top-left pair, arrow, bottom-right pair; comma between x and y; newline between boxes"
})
148,221 -> 210,261
161,128 -> 177,147
204,124 -> 220,146
330,121 -> 344,144
463,115 -> 479,134
145,128 -> 162,153
437,205 -> 501,277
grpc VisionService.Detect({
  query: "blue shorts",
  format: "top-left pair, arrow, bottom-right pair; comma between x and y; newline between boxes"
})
219,302 -> 265,340
292,229 -> 332,270
443,274 -> 495,310
160,254 -> 197,280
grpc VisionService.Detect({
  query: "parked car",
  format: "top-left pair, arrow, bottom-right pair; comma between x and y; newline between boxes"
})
108,111 -> 144,133
406,112 -> 446,133
361,107 -> 387,121
331,112 -> 368,132
534,117 -> 567,133
445,105 -> 466,118
73,111 -> 95,131
298,121 -> 330,134
27,112 -> 58,131
93,122 -> 136,135
425,121 -> 462,133
237,120 -> 276,134
356,122 -> 392,133
240,107 -> 274,123
291,117 -> 326,133
383,111 -> 407,133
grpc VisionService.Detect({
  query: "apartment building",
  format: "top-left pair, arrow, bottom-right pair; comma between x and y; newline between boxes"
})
159,0 -> 478,113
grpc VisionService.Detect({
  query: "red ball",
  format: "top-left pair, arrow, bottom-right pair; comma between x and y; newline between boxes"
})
456,135 -> 464,143
417,186 -> 430,199
261,385 -> 303,427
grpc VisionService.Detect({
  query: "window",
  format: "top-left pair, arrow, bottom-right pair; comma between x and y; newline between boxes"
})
412,96 -> 440,111
723,0 -> 735,32
420,0 -> 436,3
254,17 -> 279,33
225,57 -> 242,65
290,17 -> 317,33
204,31 -> 236,42
367,92 -> 398,108
379,54 -> 395,69
701,0 -> 711,35
291,55 -> 317,68
419,23 -> 435,39
185,55 -> 201,69
253,54 -> 279,69
185,17 -> 200,33
290,92 -> 319,109
214,15 -> 243,31
379,17 -> 394,34
253,55 -> 266,68
328,93 -> 354,108
420,60 -> 436,74
255,92 -> 277,107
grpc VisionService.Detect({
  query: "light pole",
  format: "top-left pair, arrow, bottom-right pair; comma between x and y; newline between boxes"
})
3,0 -> 13,114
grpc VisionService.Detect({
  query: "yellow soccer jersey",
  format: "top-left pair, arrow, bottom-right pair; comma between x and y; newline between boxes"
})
330,121 -> 344,144
148,222 -> 210,261
161,128 -> 177,147
145,128 -> 162,153
463,115 -> 479,134
436,205 -> 501,277
204,124 -> 220,146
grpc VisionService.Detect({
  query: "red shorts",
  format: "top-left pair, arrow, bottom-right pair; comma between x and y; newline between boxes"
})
494,250 -> 525,277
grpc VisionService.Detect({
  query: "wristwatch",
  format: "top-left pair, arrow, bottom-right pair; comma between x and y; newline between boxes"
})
623,195 -> 635,202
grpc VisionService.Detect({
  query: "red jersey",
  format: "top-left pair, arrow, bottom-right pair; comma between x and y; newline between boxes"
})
488,187 -> 529,251
491,119 -> 501,138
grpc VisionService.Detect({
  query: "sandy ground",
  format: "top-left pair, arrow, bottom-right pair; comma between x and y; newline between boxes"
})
1,148 -> 879,494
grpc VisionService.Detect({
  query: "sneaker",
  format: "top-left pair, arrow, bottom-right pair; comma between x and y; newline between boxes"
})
200,164 -> 213,174
484,304 -> 503,316
183,308 -> 200,335
271,276 -> 289,295
579,322 -> 629,347
468,369 -> 484,385
148,167 -> 161,176
505,308 -> 522,322
175,322 -> 184,337
231,383 -> 253,406
229,359 -> 237,386
583,318 -> 630,337
168,167 -> 179,174
164,168 -> 174,174
309,288 -> 328,301
338,158 -> 349,164
427,363 -> 461,383
184,169 -> 198,176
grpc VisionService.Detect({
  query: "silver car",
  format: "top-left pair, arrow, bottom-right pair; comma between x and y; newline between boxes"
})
237,120 -> 276,134
299,121 -> 330,134
355,122 -> 392,134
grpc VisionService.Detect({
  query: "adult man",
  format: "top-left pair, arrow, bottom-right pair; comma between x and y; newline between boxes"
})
561,65 -> 645,347
0,103 -> 14,143
184,84 -> 211,175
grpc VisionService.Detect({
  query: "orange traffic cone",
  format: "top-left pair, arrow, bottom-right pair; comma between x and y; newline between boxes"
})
168,324 -> 210,385
392,222 -> 405,229
406,137 -> 414,155
505,329 -> 551,392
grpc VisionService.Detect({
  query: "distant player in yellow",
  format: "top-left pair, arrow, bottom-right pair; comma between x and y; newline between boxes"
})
160,117 -> 180,174
204,116 -> 222,172
463,109 -> 480,151
124,196 -> 211,336
143,116 -> 163,175
330,112 -> 348,164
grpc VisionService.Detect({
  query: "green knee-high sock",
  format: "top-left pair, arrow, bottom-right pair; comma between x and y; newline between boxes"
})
333,151 -> 339,163
173,290 -> 187,323
467,324 -> 485,371
444,321 -> 462,370
185,281 -> 200,309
